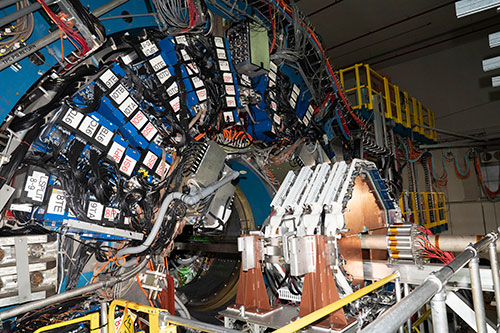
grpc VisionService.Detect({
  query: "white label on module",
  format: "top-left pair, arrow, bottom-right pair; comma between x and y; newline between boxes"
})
269,91 -> 276,100
25,171 -> 49,203
62,109 -> 84,129
270,61 -> 278,73
47,189 -> 66,215
108,141 -> 126,163
223,111 -> 234,122
119,97 -> 138,117
273,113 -> 282,125
156,160 -> 170,177
271,100 -> 277,111
269,79 -> 275,88
175,35 -> 188,45
216,48 -> 227,59
196,89 -> 207,101
290,98 -> 297,109
166,82 -> 179,97
225,84 -> 235,95
110,84 -> 128,105
95,126 -> 114,147
293,84 -> 300,96
241,74 -> 251,86
140,40 -> 159,57
87,201 -> 104,221
186,63 -> 199,74
79,116 -> 99,138
219,60 -> 230,72
170,96 -> 180,112
144,151 -> 158,170
141,122 -> 158,142
268,71 -> 276,82
226,96 -> 236,108
223,73 -> 233,83
119,155 -> 138,176
100,69 -> 119,89
180,49 -> 191,61
157,68 -> 171,84
303,114 -> 310,126
191,76 -> 204,88
131,111 -> 148,130
104,207 -> 119,221
149,55 -> 167,72
214,37 -> 224,48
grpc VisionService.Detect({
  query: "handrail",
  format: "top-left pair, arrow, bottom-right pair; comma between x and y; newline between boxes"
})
338,63 -> 437,141
360,231 -> 499,333
274,273 -> 399,333
34,313 -> 100,333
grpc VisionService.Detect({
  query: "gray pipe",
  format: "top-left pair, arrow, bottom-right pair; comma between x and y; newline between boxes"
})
488,241 -> 500,325
361,233 -> 496,333
100,301 -> 109,333
159,311 -> 237,333
431,289 -> 448,333
470,257 -> 487,333
0,256 -> 149,320
0,0 -> 22,10
116,171 -> 239,261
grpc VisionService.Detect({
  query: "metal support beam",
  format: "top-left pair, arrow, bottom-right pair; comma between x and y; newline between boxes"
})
470,256 -> 487,333
446,291 -> 496,332
395,277 -> 404,333
488,241 -> 500,328
431,289 -> 448,333
413,123 -> 486,142
455,0 -> 500,18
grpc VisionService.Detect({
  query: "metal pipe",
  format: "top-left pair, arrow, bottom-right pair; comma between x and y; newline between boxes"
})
0,2 -> 46,29
404,283 -> 412,330
100,302 -> 108,333
361,233 -> 496,333
395,277 -> 404,333
0,256 -> 148,320
470,256 -> 487,333
159,312 -> 236,333
489,241 -> 500,326
431,289 -> 448,333
0,0 -> 23,10
413,124 -> 486,142
0,0 -> 129,72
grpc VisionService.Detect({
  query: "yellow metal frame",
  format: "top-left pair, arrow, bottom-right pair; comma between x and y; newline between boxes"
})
338,63 -> 437,141
274,273 -> 399,333
109,300 -> 164,333
34,312 -> 100,333
399,192 -> 448,229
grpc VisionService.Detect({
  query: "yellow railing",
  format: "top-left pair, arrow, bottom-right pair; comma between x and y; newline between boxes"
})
34,313 -> 100,333
399,192 -> 448,230
338,63 -> 437,141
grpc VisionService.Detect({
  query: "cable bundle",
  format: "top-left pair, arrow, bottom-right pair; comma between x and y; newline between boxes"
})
416,226 -> 454,264
0,0 -> 34,56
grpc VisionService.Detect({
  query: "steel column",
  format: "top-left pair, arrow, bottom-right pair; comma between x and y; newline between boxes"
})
431,289 -> 448,333
469,256 -> 487,333
395,277 -> 404,333
489,241 -> 500,328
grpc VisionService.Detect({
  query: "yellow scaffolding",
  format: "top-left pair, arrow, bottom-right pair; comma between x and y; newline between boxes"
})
399,192 -> 448,230
338,63 -> 437,141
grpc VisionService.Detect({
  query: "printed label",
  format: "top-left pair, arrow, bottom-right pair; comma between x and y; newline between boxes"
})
104,207 -> 119,222
119,97 -> 138,117
223,111 -> 234,123
191,76 -> 204,88
95,126 -> 114,148
219,60 -> 230,72
196,89 -> 207,101
175,35 -> 188,45
268,71 -> 276,82
186,63 -> 199,74
107,141 -> 126,163
140,40 -> 159,57
223,73 -> 233,83
87,201 -> 104,221
130,111 -> 148,130
293,84 -> 300,96
47,189 -> 66,215
109,84 -> 128,105
225,84 -> 235,96
270,61 -> 278,73
62,109 -> 84,129
214,37 -> 224,48
156,67 -> 172,84
169,96 -> 180,112
180,49 -> 191,61
149,55 -> 167,72
273,113 -> 282,125
226,96 -> 236,108
155,160 -> 170,177
216,48 -> 227,59
78,116 -> 99,138
271,100 -> 277,111
25,170 -> 49,203
143,151 -> 158,170
166,82 -> 179,97
119,155 -> 138,177
141,122 -> 158,142
100,69 -> 119,89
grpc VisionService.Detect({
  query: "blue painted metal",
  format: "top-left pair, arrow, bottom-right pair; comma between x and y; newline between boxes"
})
227,160 -> 271,228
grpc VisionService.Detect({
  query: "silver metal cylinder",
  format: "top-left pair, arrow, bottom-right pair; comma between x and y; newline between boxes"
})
431,289 -> 448,333
469,256 -> 487,333
488,241 -> 500,326
404,283 -> 412,330
395,277 -> 404,333
159,311 -> 236,332
100,302 -> 108,333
